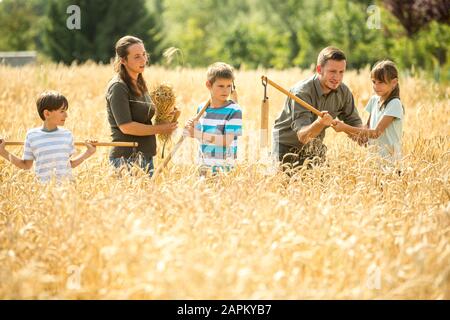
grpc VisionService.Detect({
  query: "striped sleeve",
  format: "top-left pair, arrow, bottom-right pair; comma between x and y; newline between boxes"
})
23,132 -> 35,160
69,133 -> 75,156
225,106 -> 242,136
195,104 -> 204,131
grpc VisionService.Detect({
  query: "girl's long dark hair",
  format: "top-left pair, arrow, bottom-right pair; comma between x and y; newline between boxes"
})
371,60 -> 402,111
113,35 -> 148,97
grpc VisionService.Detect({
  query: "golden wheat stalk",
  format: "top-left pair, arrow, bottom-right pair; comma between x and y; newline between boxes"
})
1,64 -> 449,300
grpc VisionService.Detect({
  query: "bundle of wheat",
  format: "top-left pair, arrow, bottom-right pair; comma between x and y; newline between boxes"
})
151,83 -> 179,142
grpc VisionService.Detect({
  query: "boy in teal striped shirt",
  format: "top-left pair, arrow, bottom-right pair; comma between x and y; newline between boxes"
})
184,62 -> 243,174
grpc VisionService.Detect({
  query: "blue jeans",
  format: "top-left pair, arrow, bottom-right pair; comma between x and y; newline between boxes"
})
109,155 -> 154,177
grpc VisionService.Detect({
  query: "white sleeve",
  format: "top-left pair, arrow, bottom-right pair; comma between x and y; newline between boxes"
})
22,132 -> 35,160
69,133 -> 76,156
364,96 -> 376,114
384,99 -> 403,120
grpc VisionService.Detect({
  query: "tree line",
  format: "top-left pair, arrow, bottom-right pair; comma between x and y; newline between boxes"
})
0,0 -> 448,80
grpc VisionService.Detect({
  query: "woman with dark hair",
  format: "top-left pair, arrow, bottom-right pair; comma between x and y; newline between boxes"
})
106,35 -> 177,175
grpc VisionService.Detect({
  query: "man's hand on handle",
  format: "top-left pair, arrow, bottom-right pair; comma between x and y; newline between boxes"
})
318,111 -> 335,127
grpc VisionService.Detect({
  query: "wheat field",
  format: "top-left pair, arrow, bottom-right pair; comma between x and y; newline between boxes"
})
0,63 -> 449,299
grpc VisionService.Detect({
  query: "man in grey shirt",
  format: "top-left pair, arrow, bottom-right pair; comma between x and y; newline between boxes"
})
273,46 -> 363,167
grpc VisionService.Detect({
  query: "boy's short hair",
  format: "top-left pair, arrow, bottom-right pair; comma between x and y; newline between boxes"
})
206,62 -> 234,84
36,91 -> 68,121
317,47 -> 346,67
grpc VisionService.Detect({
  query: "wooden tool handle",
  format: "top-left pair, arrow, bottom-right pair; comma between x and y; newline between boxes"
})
4,141 -> 138,147
260,98 -> 269,148
261,76 -> 323,117
152,99 -> 211,180
193,100 -> 210,121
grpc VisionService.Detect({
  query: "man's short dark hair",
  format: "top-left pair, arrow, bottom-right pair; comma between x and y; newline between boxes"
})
36,91 -> 68,121
317,47 -> 346,67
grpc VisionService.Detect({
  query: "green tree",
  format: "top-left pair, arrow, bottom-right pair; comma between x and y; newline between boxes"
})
43,0 -> 162,64
383,0 -> 449,36
160,0 -> 260,67
316,0 -> 385,69
260,0 -> 308,66
0,0 -> 47,51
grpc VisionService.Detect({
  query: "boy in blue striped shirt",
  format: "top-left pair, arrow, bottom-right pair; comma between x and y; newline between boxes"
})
0,91 -> 96,182
184,62 -> 243,174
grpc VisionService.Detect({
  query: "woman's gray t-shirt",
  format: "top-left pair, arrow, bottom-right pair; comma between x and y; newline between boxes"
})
106,76 -> 156,159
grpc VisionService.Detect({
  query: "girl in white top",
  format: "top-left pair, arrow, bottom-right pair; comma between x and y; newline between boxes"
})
333,60 -> 404,162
